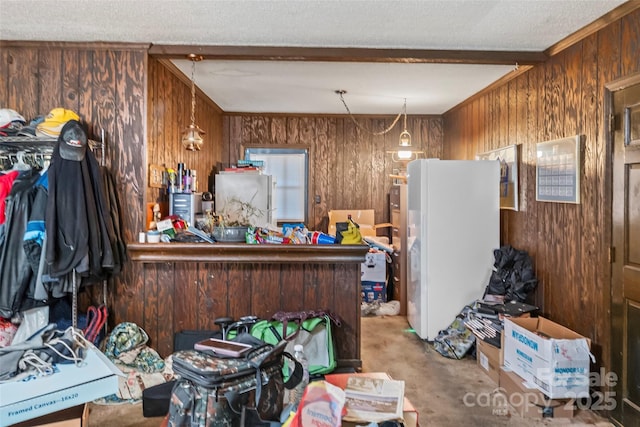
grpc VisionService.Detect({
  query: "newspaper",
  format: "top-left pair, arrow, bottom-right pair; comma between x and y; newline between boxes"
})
342,375 -> 405,423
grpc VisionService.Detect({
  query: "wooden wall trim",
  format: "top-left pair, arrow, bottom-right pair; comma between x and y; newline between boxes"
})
545,0 -> 640,57
0,40 -> 150,51
149,44 -> 547,65
127,243 -> 369,263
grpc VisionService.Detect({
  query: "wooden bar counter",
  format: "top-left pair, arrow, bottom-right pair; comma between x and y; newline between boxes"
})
124,243 -> 369,369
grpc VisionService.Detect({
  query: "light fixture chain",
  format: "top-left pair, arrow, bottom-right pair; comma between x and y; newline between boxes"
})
338,91 -> 403,136
190,59 -> 196,125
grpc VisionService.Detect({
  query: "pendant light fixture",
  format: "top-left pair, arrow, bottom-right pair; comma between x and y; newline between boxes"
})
336,90 -> 422,163
395,98 -> 414,161
182,54 -> 205,151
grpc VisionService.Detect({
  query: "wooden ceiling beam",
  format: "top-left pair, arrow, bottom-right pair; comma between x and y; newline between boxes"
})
148,45 -> 547,66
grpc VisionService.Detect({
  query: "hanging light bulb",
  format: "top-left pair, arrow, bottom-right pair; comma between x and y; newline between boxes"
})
182,54 -> 205,151
335,90 -> 422,163
396,98 -> 413,160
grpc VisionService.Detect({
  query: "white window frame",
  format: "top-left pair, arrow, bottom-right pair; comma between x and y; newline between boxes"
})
244,146 -> 309,224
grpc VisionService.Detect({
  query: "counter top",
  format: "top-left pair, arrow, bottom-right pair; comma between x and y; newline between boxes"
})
127,242 -> 369,263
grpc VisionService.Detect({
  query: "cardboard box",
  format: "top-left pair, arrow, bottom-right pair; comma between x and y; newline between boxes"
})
503,317 -> 591,399
1,347 -> 122,425
476,338 -> 503,384
498,368 -> 574,419
324,372 -> 418,427
11,404 -> 89,427
361,281 -> 386,303
328,210 -> 377,238
361,251 -> 387,283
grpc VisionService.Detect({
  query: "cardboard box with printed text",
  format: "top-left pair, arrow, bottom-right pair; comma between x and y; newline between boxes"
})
498,368 -> 574,419
503,317 -> 591,399
0,347 -> 122,425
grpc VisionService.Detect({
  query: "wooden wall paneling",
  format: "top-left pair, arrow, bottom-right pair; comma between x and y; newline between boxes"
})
174,262 -> 198,332
155,262 -> 175,356
270,116 -> 287,145
143,263 -> 160,352
279,265 -> 305,313
333,263 -> 359,365
579,33 -> 604,365
250,263 -> 281,319
467,101 -> 477,159
0,46 -> 7,105
146,58 -> 156,173
254,115 -> 269,144
224,116 -> 239,167
545,55 -> 566,322
352,118 -> 370,210
440,9 -> 638,359
312,118 -> 331,231
303,264 -> 321,310
328,118 -> 343,227
198,263 -> 226,331
9,49 -> 38,119
430,117 -> 443,159
228,264 -> 252,320
286,116 -> 301,145
524,69 -> 540,297
534,62 -> 551,318
116,50 -> 146,240
621,9 -> 640,76
78,51 -> 96,144
222,114 -> 442,230
38,49 -> 63,111
562,44 -> 583,335
62,50 -> 81,114
597,17 -> 622,373
314,265 -> 336,317
298,116 -> 316,225
158,61 -> 170,169
371,118 -> 386,225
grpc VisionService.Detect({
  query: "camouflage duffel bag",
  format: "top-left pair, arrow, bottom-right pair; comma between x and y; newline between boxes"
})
167,340 -> 301,427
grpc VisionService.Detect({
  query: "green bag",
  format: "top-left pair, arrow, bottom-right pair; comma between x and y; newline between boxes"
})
249,311 -> 339,376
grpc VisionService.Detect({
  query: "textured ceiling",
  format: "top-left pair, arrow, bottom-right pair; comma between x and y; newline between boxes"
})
0,0 -> 630,114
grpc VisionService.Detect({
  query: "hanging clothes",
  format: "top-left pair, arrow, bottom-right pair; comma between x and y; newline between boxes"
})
45,120 -> 116,283
0,170 -> 19,226
0,168 -> 41,318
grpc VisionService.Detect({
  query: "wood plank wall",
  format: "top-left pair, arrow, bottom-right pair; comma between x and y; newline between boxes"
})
146,58 -> 223,206
442,8 -> 640,372
0,42 -> 147,318
222,115 -> 443,231
0,44 -> 224,335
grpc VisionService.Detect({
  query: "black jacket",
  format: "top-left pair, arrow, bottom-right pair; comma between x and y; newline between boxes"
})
45,143 -> 115,283
0,169 -> 41,318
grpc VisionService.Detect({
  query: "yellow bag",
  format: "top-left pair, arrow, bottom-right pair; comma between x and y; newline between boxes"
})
337,216 -> 362,244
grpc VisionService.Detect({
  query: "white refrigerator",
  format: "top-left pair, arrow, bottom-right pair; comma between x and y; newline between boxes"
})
406,159 -> 499,340
215,173 -> 276,227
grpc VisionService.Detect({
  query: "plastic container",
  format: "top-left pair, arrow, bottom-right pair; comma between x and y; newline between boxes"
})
289,344 -> 310,407
147,230 -> 161,243
309,231 -> 336,244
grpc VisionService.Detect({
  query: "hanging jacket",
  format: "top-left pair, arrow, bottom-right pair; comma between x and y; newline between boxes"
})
0,169 -> 41,318
45,122 -> 116,284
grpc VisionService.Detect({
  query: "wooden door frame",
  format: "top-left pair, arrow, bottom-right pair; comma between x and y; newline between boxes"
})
605,71 -> 640,425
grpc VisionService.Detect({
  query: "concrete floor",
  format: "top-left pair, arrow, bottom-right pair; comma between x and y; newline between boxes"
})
86,315 -> 615,426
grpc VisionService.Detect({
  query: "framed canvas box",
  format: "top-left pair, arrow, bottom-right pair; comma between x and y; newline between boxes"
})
535,136 -> 582,204
476,144 -> 519,211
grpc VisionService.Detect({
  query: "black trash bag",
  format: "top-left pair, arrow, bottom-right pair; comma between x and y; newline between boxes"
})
484,245 -> 538,303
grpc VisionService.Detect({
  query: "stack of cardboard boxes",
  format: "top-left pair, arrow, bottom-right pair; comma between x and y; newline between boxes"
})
360,250 -> 388,303
475,315 -> 592,419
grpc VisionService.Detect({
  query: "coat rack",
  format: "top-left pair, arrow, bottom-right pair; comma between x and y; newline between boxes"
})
1,133 -> 107,330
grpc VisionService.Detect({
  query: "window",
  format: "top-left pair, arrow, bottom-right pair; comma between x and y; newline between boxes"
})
244,147 -> 308,224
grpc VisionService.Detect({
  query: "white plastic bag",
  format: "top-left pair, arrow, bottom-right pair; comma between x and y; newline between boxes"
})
11,306 -> 49,345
